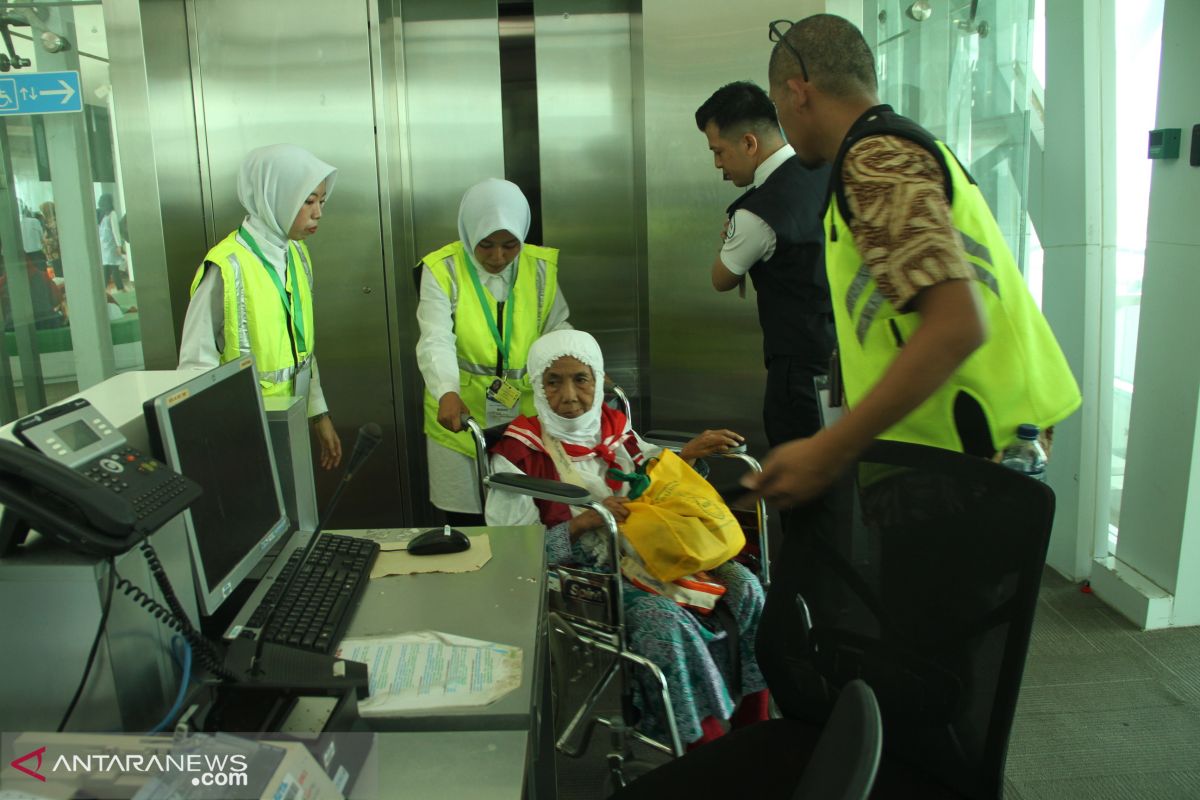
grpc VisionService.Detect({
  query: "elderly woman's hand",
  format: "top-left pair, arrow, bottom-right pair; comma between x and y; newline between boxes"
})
679,429 -> 744,463
568,496 -> 631,539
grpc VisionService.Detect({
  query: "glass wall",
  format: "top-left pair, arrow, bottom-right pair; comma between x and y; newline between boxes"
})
1109,0 -> 1165,545
0,1 -> 142,424
865,0 -> 1039,285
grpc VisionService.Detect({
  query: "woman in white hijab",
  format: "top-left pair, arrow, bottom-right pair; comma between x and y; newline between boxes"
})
416,178 -> 571,524
179,143 -> 342,470
485,329 -> 767,749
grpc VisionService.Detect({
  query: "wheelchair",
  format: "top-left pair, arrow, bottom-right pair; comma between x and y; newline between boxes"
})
463,388 -> 770,787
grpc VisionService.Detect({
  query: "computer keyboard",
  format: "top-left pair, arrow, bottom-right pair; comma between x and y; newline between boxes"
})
245,533 -> 380,654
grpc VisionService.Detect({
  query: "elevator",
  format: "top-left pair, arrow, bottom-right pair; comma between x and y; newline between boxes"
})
112,0 -> 992,527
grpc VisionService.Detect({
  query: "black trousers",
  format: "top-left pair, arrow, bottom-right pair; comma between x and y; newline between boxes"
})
761,338 -> 834,596
104,263 -> 125,290
762,353 -> 830,448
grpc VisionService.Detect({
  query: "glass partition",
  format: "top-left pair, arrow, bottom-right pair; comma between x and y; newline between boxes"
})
1109,0 -> 1164,546
865,0 -> 1039,286
0,0 -> 143,424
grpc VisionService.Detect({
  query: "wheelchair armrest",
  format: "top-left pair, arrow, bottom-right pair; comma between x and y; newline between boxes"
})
642,429 -> 748,455
486,473 -> 592,506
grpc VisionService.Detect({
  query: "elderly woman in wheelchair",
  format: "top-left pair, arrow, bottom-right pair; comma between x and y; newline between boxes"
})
484,329 -> 769,750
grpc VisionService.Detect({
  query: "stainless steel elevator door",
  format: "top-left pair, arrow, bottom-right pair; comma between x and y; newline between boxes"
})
189,0 -> 403,527
534,1 -> 645,404
640,1 -> 808,455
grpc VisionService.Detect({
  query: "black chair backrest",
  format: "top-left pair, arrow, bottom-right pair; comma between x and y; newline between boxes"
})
793,679 -> 882,800
758,439 -> 1055,800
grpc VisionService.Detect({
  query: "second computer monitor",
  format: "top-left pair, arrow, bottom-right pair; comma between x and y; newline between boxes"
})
144,356 -> 290,616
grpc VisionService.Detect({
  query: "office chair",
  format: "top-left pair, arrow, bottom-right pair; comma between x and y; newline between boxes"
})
758,439 -> 1056,799
608,678 -> 882,800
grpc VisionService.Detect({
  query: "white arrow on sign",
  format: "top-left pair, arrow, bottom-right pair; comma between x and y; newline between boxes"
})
41,79 -> 76,105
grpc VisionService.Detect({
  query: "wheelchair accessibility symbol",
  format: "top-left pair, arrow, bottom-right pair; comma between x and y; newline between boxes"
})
0,79 -> 17,110
0,72 -> 82,116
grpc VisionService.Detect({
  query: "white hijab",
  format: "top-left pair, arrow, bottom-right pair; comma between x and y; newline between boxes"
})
457,178 -> 531,265
237,144 -> 337,248
527,330 -> 606,448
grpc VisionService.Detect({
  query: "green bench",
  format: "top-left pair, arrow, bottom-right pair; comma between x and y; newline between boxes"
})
4,314 -> 142,357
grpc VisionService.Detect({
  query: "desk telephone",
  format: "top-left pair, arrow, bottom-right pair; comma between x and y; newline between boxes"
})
0,398 -> 202,557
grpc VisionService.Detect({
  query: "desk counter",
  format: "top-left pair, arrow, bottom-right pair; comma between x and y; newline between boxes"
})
342,524 -> 548,734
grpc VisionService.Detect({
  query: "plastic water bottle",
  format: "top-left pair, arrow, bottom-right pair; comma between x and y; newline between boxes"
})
1000,423 -> 1047,482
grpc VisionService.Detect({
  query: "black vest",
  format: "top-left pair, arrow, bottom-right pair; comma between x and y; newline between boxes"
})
726,155 -> 834,360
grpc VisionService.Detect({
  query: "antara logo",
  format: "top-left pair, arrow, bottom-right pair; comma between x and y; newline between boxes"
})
10,746 -> 47,781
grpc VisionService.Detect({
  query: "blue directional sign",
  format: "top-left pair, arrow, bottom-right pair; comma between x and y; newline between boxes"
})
0,71 -> 83,116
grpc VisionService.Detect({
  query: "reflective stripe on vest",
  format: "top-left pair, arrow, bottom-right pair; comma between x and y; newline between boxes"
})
191,230 -> 315,398
420,240 -> 560,458
826,139 -> 1080,454
260,353 -> 313,385
227,251 -> 253,355
849,230 -> 1001,345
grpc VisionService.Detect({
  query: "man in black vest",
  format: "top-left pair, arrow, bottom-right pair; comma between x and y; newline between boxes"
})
695,81 -> 835,447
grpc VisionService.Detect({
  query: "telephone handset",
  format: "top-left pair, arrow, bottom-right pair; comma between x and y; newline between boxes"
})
0,399 -> 202,558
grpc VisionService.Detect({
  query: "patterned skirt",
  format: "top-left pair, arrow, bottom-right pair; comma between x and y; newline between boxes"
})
623,560 -> 767,745
546,523 -> 766,745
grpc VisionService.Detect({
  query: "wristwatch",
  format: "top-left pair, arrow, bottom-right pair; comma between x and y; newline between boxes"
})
310,411 -> 332,425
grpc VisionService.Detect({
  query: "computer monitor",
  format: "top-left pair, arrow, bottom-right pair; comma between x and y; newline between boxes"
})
144,356 -> 291,616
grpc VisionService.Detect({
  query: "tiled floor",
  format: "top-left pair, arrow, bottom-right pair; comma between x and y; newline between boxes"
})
554,569 -> 1200,799
1004,570 -> 1200,799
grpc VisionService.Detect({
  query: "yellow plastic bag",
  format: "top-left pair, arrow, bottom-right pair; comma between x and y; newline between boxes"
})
620,450 -> 745,583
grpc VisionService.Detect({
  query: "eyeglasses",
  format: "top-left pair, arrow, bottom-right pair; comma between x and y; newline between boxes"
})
768,19 -> 809,82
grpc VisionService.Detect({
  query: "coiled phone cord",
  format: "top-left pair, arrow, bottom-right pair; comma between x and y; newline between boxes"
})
113,542 -> 236,682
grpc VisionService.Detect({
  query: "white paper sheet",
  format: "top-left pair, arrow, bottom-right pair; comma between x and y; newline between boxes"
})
326,527 -> 426,551
336,631 -> 523,716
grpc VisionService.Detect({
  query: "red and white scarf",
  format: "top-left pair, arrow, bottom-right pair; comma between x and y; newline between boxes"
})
501,405 -> 642,492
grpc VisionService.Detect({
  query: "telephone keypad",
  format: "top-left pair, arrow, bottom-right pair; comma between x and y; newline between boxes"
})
84,445 -> 199,531
12,398 -> 204,544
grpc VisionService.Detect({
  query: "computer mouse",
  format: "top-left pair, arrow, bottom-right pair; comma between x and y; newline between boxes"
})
408,525 -> 471,556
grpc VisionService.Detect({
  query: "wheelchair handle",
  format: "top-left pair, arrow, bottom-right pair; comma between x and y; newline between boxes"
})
462,413 -> 485,437
642,429 -> 749,456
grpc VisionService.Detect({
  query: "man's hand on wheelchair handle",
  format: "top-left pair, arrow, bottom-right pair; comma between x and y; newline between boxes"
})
437,392 -> 470,432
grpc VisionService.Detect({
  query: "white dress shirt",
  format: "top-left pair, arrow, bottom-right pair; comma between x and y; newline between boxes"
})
718,143 -> 797,276
416,254 -> 572,513
177,215 -> 328,416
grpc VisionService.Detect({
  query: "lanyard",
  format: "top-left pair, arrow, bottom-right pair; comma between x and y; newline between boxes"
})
463,253 -> 517,371
239,227 -> 306,354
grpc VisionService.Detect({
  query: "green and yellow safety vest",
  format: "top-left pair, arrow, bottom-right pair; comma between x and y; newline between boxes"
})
422,240 -> 560,458
825,106 -> 1081,454
190,229 -> 315,398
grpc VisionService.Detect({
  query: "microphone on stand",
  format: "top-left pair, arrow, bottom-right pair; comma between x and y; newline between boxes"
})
314,422 -> 383,537
240,422 -> 383,680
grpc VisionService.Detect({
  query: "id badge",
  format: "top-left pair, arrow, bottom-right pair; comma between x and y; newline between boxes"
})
486,377 -> 521,409
485,378 -> 521,427
485,398 -> 519,427
294,362 -> 312,401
